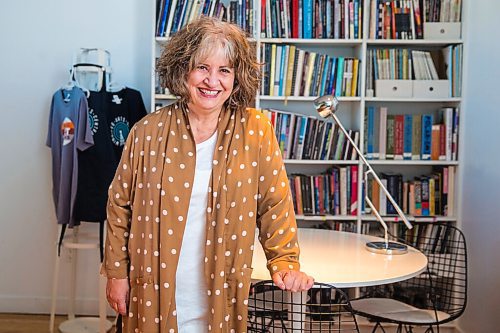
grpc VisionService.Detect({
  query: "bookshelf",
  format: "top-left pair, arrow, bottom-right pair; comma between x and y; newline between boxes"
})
151,0 -> 464,237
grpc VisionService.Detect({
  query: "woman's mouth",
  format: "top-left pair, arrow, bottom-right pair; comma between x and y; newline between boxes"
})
198,88 -> 220,97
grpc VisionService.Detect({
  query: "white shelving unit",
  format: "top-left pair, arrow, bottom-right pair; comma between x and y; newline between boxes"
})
151,0 -> 464,236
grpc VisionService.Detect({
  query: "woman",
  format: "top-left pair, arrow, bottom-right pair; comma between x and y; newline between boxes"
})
102,17 -> 314,333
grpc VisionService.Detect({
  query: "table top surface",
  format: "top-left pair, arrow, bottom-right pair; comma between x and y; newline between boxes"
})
252,228 -> 428,288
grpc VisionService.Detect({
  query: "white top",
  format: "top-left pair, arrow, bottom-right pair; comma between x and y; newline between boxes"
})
252,228 -> 428,288
175,132 -> 217,332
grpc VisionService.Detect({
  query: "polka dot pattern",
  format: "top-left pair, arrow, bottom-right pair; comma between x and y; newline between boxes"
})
102,106 -> 300,333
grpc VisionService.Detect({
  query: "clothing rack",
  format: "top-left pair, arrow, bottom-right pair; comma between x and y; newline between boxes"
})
50,48 -> 116,333
49,225 -> 112,333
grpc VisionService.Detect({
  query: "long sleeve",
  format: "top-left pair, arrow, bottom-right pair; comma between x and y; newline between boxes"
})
256,117 -> 301,276
101,125 -> 138,279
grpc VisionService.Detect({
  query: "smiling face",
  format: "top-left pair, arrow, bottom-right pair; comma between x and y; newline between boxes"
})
186,47 -> 235,116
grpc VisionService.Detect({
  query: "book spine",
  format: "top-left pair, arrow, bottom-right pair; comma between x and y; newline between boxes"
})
421,114 -> 433,160
411,114 -> 421,160
386,114 -> 395,159
431,124 -> 440,160
394,114 -> 404,160
414,178 -> 422,216
334,57 -> 345,97
269,44 -> 277,96
452,108 -> 459,160
350,164 -> 358,215
403,114 -> 413,159
444,107 -> 453,161
421,177 -> 430,216
303,0 -> 313,38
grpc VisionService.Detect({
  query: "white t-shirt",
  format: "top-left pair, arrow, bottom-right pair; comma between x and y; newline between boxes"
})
175,132 -> 217,332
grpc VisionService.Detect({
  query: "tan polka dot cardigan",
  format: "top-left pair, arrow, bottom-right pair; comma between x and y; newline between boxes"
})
101,104 -> 300,333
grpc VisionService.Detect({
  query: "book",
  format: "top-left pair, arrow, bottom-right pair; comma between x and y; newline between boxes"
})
366,106 -> 375,159
386,114 -> 395,159
411,114 -> 422,160
269,44 -> 277,96
431,124 -> 440,160
303,0 -> 313,38
421,114 -> 433,160
350,165 -> 358,215
403,114 -> 413,159
394,114 -> 404,160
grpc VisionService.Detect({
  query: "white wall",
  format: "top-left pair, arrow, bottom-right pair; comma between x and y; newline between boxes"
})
0,0 -> 153,314
460,0 -> 500,331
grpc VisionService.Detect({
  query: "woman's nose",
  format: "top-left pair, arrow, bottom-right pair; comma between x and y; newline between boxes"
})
203,71 -> 219,86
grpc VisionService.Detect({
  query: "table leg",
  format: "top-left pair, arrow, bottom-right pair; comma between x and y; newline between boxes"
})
288,291 -> 307,332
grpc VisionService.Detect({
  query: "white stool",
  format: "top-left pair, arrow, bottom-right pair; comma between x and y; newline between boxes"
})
49,225 -> 113,333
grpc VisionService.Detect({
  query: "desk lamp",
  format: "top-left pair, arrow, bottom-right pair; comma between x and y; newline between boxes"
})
313,95 -> 412,255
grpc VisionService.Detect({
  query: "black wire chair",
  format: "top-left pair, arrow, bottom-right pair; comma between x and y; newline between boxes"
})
350,223 -> 467,333
247,280 -> 360,332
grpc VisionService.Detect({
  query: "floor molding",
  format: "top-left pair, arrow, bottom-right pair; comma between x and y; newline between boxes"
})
0,295 -> 114,316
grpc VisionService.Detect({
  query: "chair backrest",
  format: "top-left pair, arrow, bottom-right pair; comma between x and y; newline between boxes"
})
374,223 -> 467,323
247,280 -> 360,332
407,223 -> 467,320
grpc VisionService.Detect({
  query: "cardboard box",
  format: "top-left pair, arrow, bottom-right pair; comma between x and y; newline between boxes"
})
375,80 -> 413,98
413,80 -> 450,98
424,22 -> 461,40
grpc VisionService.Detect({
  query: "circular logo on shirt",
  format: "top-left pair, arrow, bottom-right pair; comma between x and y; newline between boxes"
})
110,116 -> 130,146
88,108 -> 99,135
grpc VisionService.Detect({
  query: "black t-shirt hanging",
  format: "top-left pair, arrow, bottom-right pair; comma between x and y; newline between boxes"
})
73,77 -> 147,222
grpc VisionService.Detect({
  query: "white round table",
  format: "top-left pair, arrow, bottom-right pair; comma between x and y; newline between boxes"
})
252,228 -> 428,287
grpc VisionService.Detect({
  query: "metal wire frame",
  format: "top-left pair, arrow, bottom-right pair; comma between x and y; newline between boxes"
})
352,223 -> 467,333
247,280 -> 360,332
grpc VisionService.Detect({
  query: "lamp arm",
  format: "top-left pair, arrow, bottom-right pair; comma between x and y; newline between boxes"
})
330,113 -> 412,230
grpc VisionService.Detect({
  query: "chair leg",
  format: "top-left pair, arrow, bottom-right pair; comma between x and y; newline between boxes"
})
371,321 -> 387,333
424,325 -> 436,333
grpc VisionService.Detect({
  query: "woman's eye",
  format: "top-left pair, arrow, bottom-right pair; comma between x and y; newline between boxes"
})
221,68 -> 231,74
197,65 -> 207,71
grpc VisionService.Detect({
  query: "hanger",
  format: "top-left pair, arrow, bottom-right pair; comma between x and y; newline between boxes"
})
61,66 -> 90,99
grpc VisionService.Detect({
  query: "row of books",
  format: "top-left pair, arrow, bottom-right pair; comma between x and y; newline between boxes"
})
261,0 -> 363,39
425,0 -> 462,22
369,48 -> 442,81
397,222 -> 454,253
155,0 -> 254,37
260,44 -> 361,97
311,221 -> 360,233
368,0 -> 424,39
369,48 -> 414,81
261,108 -> 360,160
365,166 -> 456,217
365,46 -> 461,96
289,166 -> 359,216
365,106 -> 459,161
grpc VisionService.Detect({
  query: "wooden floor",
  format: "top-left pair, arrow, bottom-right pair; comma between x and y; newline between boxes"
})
0,314 -> 117,333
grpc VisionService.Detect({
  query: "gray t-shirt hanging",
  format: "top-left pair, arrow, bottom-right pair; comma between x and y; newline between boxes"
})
46,87 -> 94,226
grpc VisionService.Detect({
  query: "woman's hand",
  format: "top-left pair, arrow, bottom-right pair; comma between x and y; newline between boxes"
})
106,278 -> 129,315
272,270 -> 314,292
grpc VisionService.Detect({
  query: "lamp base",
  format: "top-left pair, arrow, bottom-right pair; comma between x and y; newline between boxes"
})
365,241 -> 408,255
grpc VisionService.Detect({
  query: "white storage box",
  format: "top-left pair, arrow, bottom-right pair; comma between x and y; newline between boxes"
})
413,80 -> 450,98
375,80 -> 413,98
424,22 -> 461,40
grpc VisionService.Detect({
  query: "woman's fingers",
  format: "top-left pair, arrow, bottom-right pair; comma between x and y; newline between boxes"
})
106,278 -> 130,315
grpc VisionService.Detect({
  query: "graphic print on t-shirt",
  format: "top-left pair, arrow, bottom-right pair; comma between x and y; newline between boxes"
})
60,117 -> 75,145
88,108 -> 99,135
110,116 -> 129,146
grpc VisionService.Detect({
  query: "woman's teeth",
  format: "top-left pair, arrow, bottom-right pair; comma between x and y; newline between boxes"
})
199,88 -> 219,96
